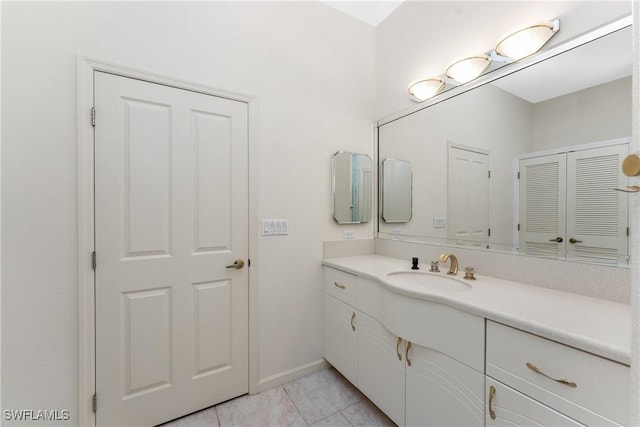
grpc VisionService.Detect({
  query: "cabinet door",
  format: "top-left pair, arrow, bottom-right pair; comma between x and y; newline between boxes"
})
406,344 -> 484,426
323,294 -> 357,385
486,378 -> 584,427
357,311 -> 405,426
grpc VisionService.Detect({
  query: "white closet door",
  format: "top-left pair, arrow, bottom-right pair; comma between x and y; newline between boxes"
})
94,72 -> 249,426
566,144 -> 629,265
519,154 -> 567,258
448,146 -> 490,246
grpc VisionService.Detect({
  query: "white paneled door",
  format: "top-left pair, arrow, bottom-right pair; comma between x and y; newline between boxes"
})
94,72 -> 248,426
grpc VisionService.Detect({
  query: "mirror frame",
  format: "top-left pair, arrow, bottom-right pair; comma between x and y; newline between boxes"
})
375,15 -> 632,265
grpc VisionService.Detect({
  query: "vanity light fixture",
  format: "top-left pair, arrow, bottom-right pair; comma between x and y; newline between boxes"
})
408,78 -> 445,102
495,21 -> 559,60
408,18 -> 560,103
445,55 -> 492,84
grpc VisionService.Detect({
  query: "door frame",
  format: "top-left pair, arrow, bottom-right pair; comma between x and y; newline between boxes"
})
77,56 -> 260,426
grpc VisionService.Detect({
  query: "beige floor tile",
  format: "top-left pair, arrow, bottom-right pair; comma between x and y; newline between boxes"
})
159,406 -> 219,427
309,412 -> 352,427
216,387 -> 306,427
284,368 -> 364,425
341,399 -> 396,427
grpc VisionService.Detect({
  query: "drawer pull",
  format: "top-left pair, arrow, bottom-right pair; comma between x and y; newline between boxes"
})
526,362 -> 577,388
334,282 -> 346,290
396,337 -> 403,361
488,385 -> 496,420
406,341 -> 412,367
351,312 -> 356,332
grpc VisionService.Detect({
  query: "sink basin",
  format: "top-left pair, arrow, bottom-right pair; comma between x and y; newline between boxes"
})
386,271 -> 472,291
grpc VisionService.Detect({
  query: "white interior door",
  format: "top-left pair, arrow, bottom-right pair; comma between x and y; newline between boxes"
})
519,153 -> 567,258
448,146 -> 490,245
566,144 -> 629,265
94,72 -> 249,426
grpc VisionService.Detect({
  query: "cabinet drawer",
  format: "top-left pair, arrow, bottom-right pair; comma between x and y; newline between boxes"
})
324,267 -> 357,306
487,321 -> 629,426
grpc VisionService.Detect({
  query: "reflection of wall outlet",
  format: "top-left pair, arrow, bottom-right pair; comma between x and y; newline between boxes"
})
343,230 -> 355,240
433,217 -> 447,229
392,228 -> 401,235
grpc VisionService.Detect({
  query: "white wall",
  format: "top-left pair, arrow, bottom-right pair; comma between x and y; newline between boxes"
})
1,2 -> 374,424
376,1 -> 632,119
531,77 -> 632,151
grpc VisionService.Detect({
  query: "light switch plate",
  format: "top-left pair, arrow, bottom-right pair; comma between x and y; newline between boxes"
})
433,217 -> 447,229
261,219 -> 289,236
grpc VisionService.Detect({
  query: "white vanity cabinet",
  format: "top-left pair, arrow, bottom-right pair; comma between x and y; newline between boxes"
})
406,344 -> 484,426
323,266 -> 485,426
323,268 -> 358,385
486,321 -> 629,426
357,311 -> 406,425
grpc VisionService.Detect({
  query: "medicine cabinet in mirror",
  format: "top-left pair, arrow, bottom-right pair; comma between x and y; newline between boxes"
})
377,17 -> 632,266
333,152 -> 372,224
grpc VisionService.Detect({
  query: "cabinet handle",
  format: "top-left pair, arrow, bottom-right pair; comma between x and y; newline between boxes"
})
334,282 -> 346,290
406,341 -> 412,367
396,337 -> 403,361
569,238 -> 582,244
351,312 -> 356,332
549,237 -> 563,243
526,362 -> 577,388
488,385 -> 497,420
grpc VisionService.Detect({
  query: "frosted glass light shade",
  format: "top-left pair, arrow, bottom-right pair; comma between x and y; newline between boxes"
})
496,22 -> 556,60
445,55 -> 491,84
408,78 -> 445,102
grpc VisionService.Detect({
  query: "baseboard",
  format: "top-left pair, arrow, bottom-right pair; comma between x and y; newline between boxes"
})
256,358 -> 329,393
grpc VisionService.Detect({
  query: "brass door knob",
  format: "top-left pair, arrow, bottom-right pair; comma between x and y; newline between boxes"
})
226,259 -> 245,269
549,237 -> 563,243
622,153 -> 640,177
569,238 -> 582,244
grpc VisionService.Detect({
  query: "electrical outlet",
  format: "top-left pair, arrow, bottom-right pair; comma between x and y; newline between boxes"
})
343,230 -> 355,240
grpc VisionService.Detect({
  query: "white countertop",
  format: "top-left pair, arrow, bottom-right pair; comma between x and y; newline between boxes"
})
322,255 -> 631,365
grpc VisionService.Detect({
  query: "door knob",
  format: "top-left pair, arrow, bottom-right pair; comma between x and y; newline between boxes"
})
226,259 -> 245,269
549,237 -> 563,243
569,238 -> 582,244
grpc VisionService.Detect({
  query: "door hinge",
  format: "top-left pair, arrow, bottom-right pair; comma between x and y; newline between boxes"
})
627,226 -> 630,237
488,228 -> 491,237
92,394 -> 97,413
517,223 -> 520,231
248,258 -> 251,267
91,251 -> 97,270
517,171 -> 520,179
91,107 -> 96,127
488,170 -> 491,179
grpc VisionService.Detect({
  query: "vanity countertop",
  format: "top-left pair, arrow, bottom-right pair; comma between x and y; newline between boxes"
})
322,254 -> 631,365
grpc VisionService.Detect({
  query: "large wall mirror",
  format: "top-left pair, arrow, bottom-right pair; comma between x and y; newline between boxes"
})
333,152 -> 372,224
378,17 -> 632,267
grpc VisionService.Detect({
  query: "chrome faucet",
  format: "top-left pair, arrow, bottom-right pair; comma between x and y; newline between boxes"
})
438,253 -> 458,275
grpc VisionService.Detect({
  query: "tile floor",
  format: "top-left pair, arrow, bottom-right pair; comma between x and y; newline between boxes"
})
161,367 -> 395,427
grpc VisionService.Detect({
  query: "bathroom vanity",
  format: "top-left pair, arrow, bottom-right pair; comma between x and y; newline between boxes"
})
322,255 -> 630,426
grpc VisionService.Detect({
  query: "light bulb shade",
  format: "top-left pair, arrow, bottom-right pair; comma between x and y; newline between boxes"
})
496,22 -> 556,60
408,78 -> 445,102
445,55 -> 491,84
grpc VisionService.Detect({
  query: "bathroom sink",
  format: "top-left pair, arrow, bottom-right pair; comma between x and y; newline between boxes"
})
386,271 -> 472,291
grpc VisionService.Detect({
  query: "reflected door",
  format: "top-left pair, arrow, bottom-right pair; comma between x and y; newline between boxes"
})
94,72 -> 248,426
448,146 -> 490,245
519,153 -> 567,258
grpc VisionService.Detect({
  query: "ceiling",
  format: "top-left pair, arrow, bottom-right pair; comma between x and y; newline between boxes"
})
320,1 -> 404,27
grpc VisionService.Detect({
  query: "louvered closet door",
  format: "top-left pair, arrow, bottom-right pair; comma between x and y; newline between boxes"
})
519,154 -> 566,258
566,144 -> 629,265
